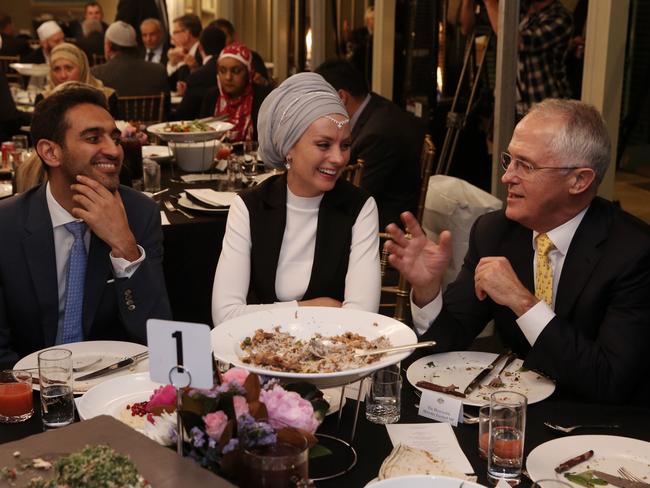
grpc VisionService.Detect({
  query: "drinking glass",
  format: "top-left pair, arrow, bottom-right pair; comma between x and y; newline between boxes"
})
478,404 -> 490,459
38,348 -> 75,428
0,370 -> 34,423
365,366 -> 401,424
142,158 -> 161,192
240,433 -> 310,488
487,391 -> 527,485
11,135 -> 29,150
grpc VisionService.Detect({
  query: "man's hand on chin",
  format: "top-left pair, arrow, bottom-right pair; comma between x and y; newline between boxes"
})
474,256 -> 539,316
70,175 -> 140,262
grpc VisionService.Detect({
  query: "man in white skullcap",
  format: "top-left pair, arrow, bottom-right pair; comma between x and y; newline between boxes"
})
25,20 -> 64,64
91,21 -> 169,110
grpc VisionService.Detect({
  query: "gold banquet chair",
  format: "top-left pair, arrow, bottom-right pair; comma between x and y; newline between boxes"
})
341,159 -> 365,187
0,55 -> 21,85
117,92 -> 165,125
379,134 -> 436,323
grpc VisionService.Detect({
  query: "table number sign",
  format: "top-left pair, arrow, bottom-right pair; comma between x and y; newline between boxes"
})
146,319 -> 214,389
418,389 -> 464,426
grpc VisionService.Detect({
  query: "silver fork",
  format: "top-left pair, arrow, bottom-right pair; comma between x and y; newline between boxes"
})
544,422 -> 620,433
163,199 -> 194,219
618,467 -> 646,483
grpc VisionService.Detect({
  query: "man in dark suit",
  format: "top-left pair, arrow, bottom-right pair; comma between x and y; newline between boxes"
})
167,14 -> 202,89
0,85 -> 172,366
25,21 -> 65,64
0,13 -> 31,60
140,18 -> 168,66
71,2 -> 109,41
175,25 -> 225,121
316,59 -> 425,229
92,21 -> 170,117
385,99 -> 650,403
116,0 -> 168,47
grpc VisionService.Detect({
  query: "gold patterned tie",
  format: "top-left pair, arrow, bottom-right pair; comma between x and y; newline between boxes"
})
535,233 -> 555,306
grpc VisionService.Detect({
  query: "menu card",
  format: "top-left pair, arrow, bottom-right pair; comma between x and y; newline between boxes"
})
386,423 -> 474,474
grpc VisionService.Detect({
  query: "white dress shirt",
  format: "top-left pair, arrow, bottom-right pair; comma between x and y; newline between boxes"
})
411,207 -> 589,343
45,183 -> 145,343
145,44 -> 164,64
212,187 -> 381,324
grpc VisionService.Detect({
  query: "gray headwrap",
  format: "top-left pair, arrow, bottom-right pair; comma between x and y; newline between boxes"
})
257,72 -> 348,168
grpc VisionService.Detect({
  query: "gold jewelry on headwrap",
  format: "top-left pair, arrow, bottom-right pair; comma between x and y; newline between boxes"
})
323,115 -> 350,129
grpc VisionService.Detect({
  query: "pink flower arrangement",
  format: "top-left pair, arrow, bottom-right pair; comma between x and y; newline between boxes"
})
222,368 -> 250,386
260,385 -> 320,434
147,385 -> 176,411
204,411 -> 229,440
233,395 -> 249,418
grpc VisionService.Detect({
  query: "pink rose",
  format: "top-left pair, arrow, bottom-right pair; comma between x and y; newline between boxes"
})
204,411 -> 229,440
222,368 -> 250,387
260,385 -> 319,434
147,385 -> 176,411
233,395 -> 249,418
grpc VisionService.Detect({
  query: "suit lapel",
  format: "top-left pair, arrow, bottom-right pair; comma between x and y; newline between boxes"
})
22,186 -> 59,346
82,233 -> 112,337
503,224 -> 535,293
351,93 -> 377,142
555,202 -> 609,318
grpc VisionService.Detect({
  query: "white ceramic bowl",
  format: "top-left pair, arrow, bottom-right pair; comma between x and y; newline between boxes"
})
170,140 -> 220,172
147,121 -> 233,143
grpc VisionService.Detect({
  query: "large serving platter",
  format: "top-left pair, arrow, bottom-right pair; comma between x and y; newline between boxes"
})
526,435 -> 650,487
366,475 -> 485,488
147,121 -> 233,142
211,307 -> 418,388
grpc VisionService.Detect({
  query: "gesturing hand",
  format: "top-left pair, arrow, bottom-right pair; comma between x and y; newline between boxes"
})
384,212 -> 453,308
70,175 -> 140,262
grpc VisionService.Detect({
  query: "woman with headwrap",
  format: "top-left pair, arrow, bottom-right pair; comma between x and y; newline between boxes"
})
36,42 -> 118,116
212,72 -> 380,324
199,42 -> 271,142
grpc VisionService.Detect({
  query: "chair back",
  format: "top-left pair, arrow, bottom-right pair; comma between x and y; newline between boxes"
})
91,53 -> 106,66
117,92 -> 165,124
341,159 -> 364,187
0,55 -> 21,84
416,134 -> 436,222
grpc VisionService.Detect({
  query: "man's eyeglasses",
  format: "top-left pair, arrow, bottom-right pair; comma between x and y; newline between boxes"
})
500,152 -> 584,178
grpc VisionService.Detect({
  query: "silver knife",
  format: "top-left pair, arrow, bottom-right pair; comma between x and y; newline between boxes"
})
592,471 -> 650,488
464,350 -> 511,395
75,351 -> 148,381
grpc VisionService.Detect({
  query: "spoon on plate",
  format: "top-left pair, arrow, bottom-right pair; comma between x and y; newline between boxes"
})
308,339 -> 436,359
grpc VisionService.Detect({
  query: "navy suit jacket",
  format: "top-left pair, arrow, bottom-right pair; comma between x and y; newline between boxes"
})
421,197 -> 650,403
0,184 -> 172,366
175,56 -> 217,121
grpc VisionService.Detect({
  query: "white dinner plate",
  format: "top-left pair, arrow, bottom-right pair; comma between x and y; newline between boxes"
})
76,372 -> 162,428
406,351 -> 555,406
212,307 -> 418,388
177,195 -> 229,213
147,121 -> 233,143
366,475 -> 485,488
10,63 -> 49,77
142,145 -> 171,160
526,435 -> 650,486
14,341 -> 148,394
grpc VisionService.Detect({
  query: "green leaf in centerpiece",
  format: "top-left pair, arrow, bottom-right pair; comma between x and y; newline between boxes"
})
564,471 -> 608,487
309,444 -> 333,459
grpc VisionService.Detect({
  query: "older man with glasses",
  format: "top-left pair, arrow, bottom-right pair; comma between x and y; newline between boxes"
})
385,98 -> 650,404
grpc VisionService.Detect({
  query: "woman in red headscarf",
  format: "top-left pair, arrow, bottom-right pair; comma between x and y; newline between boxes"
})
199,42 -> 271,142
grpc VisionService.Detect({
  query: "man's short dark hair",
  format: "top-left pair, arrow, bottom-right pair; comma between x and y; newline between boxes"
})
199,25 -> 226,56
84,2 -> 102,11
0,12 -> 12,32
211,18 -> 235,38
175,14 -> 202,38
31,86 -> 108,147
315,59 -> 368,98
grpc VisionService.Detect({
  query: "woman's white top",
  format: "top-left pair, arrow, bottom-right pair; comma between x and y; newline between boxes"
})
212,186 -> 380,325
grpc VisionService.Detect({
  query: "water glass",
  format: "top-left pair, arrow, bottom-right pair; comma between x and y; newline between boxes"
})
142,158 -> 161,192
365,366 -> 401,424
487,391 -> 527,485
478,404 -> 490,459
0,370 -> 34,423
11,135 -> 29,150
38,348 -> 75,428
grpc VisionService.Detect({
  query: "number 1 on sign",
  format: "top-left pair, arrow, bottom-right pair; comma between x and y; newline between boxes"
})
172,330 -> 184,366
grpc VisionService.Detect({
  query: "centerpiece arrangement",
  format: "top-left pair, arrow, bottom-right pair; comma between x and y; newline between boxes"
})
133,367 -> 330,485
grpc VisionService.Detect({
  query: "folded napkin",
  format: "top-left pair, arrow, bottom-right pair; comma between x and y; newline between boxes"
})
180,173 -> 229,183
378,444 -> 477,481
186,188 -> 237,208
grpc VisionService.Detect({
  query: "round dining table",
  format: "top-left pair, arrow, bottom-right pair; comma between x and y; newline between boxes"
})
2,379 -> 649,487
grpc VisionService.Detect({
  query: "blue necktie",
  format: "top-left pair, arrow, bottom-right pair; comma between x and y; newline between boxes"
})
61,221 -> 87,344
